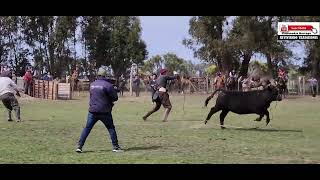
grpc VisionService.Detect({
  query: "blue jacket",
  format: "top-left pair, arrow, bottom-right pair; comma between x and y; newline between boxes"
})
89,77 -> 118,113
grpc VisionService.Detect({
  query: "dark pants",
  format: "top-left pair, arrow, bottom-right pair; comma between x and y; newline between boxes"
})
311,85 -> 317,97
78,112 -> 119,149
0,93 -> 21,120
24,80 -> 31,95
135,87 -> 140,97
143,92 -> 172,119
151,89 -> 156,102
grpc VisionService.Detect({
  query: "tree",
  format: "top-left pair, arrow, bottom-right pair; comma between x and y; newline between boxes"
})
141,55 -> 163,73
205,64 -> 217,76
183,16 -> 232,72
255,16 -> 293,78
227,16 -> 263,77
296,16 -> 320,79
81,16 -> 147,81
0,16 -> 31,75
163,53 -> 187,74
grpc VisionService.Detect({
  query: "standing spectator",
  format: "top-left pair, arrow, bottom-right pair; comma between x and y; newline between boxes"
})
23,69 -> 33,95
43,72 -> 53,81
133,75 -> 140,97
307,77 -> 318,97
76,68 -> 123,153
118,74 -> 126,96
149,73 -> 158,103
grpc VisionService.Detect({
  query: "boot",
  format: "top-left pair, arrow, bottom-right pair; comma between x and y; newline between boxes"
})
143,111 -> 154,121
162,108 -> 171,122
143,103 -> 161,121
7,110 -> 13,121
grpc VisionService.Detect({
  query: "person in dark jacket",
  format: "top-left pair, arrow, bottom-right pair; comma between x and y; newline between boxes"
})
142,69 -> 177,122
76,68 -> 123,153
149,73 -> 158,102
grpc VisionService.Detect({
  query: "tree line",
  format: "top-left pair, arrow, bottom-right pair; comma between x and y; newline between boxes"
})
1,16 -> 319,82
0,16 -> 147,81
182,16 -> 320,79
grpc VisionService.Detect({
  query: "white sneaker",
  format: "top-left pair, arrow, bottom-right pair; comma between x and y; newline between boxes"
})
76,148 -> 82,153
112,147 -> 124,153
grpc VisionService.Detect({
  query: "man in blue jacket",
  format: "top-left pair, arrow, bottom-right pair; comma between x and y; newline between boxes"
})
76,68 -> 123,153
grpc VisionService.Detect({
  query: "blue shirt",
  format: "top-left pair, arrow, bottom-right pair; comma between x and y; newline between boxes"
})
89,77 -> 118,113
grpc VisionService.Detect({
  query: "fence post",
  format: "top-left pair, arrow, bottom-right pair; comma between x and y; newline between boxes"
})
206,76 -> 209,93
302,76 -> 305,96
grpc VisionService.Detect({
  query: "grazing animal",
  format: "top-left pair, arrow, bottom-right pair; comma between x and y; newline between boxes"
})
204,85 -> 282,129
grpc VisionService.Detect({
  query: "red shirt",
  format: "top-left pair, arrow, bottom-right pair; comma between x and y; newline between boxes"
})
23,72 -> 32,82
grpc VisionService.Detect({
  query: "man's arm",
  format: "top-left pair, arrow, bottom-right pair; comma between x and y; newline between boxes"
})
9,79 -> 21,96
106,84 -> 118,102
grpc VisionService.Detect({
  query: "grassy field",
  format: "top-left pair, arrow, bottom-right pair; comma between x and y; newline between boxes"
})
0,92 -> 319,164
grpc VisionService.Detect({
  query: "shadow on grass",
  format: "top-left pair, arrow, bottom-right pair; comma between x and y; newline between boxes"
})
174,119 -> 203,122
225,127 -> 303,133
27,119 -> 51,121
82,146 -> 162,153
125,145 -> 162,151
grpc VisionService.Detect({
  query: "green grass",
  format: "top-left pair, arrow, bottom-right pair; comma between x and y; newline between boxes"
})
0,92 -> 320,164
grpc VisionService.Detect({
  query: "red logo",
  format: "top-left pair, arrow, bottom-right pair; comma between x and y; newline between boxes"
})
280,25 -> 288,32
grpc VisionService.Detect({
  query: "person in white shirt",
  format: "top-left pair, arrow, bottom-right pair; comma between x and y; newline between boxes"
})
0,71 -> 22,122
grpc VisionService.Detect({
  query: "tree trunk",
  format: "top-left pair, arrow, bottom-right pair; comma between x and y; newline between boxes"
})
239,53 -> 251,77
266,53 -> 277,78
311,57 -> 319,78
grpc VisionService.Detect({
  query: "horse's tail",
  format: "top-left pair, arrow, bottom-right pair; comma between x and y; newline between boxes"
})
205,89 -> 223,107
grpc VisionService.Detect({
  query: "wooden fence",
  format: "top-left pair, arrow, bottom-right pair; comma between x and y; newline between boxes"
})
32,80 -> 72,100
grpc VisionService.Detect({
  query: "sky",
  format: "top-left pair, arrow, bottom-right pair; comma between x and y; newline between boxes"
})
140,16 -> 201,63
140,16 -> 307,66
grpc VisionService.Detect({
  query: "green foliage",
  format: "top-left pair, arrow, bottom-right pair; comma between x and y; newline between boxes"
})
205,64 -> 217,76
0,16 -> 148,79
185,16 -> 294,77
142,53 -> 194,76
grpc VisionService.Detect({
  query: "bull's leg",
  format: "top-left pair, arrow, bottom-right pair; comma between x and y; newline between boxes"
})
265,110 -> 271,126
205,106 -> 221,124
254,114 -> 264,121
219,110 -> 229,129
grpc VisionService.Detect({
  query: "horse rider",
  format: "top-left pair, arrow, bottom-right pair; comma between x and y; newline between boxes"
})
241,76 -> 251,92
229,69 -> 237,80
227,69 -> 238,90
213,72 -> 225,90
142,69 -> 178,122
278,68 -> 288,83
250,76 -> 263,90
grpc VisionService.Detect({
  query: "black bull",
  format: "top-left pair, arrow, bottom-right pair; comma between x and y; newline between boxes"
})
204,86 -> 282,129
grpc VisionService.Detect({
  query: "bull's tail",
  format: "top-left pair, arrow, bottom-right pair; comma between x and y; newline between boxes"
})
205,89 -> 223,107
